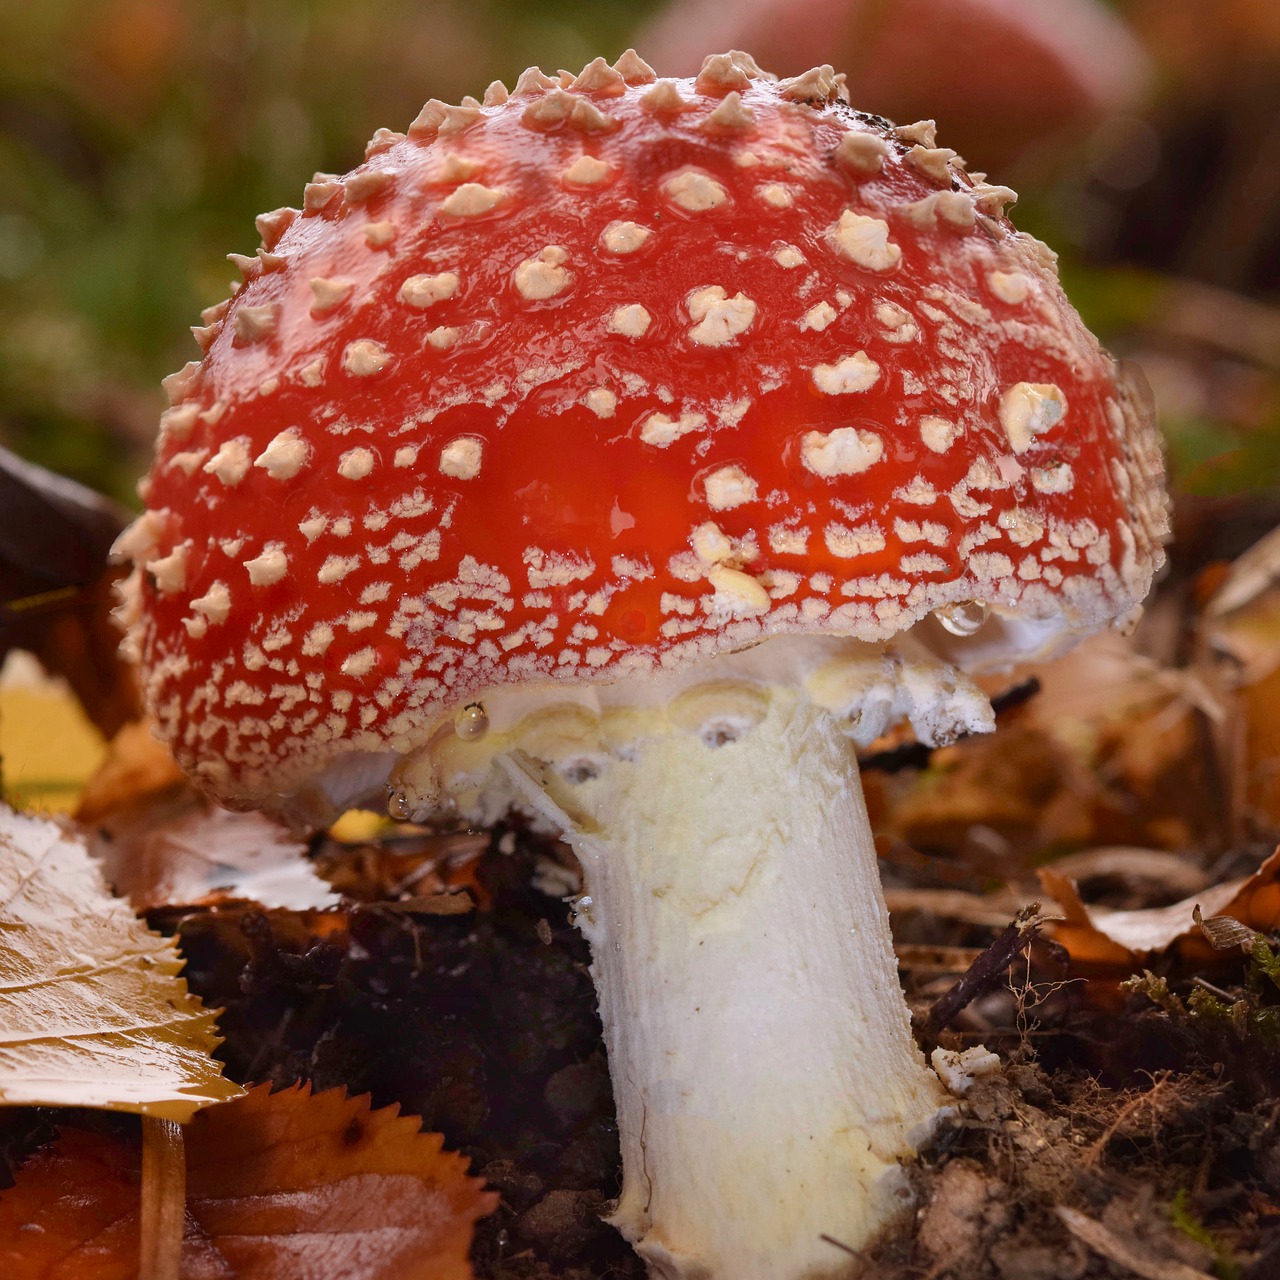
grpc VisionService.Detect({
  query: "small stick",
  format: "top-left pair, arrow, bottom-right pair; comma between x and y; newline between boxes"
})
139,1117 -> 186,1280
915,902 -> 1048,1044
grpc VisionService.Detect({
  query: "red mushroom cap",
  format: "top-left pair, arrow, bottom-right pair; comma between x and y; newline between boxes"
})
120,51 -> 1167,808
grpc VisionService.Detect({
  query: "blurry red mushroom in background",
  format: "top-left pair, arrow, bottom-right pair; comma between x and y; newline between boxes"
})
638,0 -> 1154,172
116,51 -> 1169,1279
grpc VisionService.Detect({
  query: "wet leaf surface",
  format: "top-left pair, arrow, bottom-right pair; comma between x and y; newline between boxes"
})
0,1084 -> 497,1280
0,805 -> 239,1119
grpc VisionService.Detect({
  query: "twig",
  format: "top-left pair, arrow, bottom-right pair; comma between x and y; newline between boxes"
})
1056,1206 -> 1215,1280
139,1116 -> 186,1280
915,903 -> 1048,1044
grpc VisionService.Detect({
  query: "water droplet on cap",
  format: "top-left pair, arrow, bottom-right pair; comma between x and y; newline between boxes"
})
454,701 -> 489,741
935,600 -> 989,637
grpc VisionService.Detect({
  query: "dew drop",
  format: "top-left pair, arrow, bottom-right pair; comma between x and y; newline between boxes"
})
454,701 -> 489,741
935,600 -> 989,637
386,787 -> 414,821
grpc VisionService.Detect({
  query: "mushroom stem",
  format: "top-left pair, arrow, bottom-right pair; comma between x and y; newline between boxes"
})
501,692 -> 945,1280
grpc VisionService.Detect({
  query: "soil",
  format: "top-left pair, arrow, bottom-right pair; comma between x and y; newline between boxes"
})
147,822 -> 1280,1279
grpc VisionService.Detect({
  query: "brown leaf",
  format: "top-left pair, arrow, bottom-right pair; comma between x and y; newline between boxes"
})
1040,846 -> 1280,965
0,445 -> 139,739
0,805 -> 240,1119
0,1085 -> 498,1280
74,719 -> 185,825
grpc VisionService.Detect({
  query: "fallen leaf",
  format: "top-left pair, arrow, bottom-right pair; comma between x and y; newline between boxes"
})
0,656 -> 110,813
91,788 -> 339,913
0,445 -> 140,740
1040,846 -> 1280,965
0,805 -> 240,1118
0,1085 -> 498,1280
1056,1206 -> 1216,1280
77,721 -> 339,912
74,719 -> 185,825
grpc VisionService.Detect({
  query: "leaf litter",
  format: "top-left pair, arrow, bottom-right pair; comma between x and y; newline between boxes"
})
0,805 -> 239,1119
0,1083 -> 496,1280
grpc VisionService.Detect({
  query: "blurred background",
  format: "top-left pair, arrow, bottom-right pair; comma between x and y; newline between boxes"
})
0,0 -> 1277,504
2,0 -> 1280,821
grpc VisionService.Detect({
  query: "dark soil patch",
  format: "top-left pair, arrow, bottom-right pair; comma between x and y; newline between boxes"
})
152,822 -> 1280,1278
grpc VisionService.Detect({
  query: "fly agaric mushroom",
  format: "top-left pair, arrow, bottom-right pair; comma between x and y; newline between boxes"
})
117,51 -> 1169,1280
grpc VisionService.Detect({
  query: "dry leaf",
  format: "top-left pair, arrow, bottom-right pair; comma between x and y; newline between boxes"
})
0,445 -> 140,742
1040,846 -> 1280,965
0,1084 -> 498,1280
0,805 -> 240,1119
91,789 -> 339,913
74,719 -> 185,825
78,721 -> 338,912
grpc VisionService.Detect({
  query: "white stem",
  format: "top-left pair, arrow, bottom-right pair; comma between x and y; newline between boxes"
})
502,694 -> 945,1280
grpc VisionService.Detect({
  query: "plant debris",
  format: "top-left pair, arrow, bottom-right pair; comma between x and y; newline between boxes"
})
0,1084 -> 496,1280
0,805 -> 239,1119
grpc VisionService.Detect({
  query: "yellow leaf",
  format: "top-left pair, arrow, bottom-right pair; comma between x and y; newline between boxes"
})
0,805 -> 241,1119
